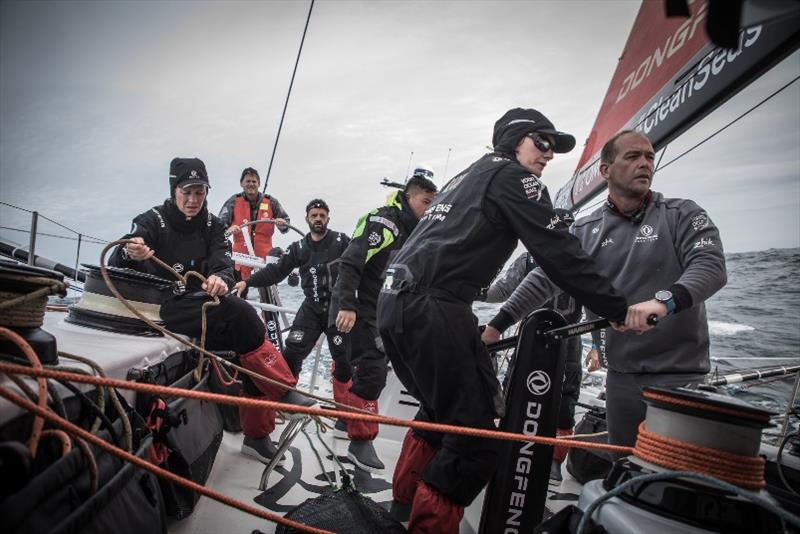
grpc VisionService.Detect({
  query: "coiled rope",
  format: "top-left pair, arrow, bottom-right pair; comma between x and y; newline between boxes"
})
0,273 -> 67,327
632,389 -> 769,490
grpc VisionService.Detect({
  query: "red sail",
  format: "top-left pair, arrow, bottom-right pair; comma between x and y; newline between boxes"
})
556,0 -> 800,210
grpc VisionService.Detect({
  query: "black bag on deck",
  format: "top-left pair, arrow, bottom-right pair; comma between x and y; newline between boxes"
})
0,417 -> 167,534
275,480 -> 405,534
126,350 -> 195,416
154,369 -> 224,519
565,407 -> 614,484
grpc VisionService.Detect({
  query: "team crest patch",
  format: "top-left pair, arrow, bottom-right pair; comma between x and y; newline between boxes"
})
333,335 -> 343,345
290,330 -> 304,342
368,231 -> 381,246
172,263 -> 184,273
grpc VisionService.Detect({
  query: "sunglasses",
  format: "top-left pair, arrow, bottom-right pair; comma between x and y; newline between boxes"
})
527,133 -> 555,153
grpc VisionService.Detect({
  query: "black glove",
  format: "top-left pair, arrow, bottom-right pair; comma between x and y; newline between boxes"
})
287,271 -> 300,287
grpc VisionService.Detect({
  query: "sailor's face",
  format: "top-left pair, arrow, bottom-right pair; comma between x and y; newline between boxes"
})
515,134 -> 555,177
174,185 -> 207,218
241,174 -> 260,199
601,133 -> 655,199
306,208 -> 329,235
407,190 -> 435,219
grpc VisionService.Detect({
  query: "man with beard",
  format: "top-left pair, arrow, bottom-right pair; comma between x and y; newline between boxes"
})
484,130 -> 727,448
110,157 -> 314,466
376,109 -> 641,531
219,166 -> 291,283
334,175 -> 438,473
235,199 -> 350,388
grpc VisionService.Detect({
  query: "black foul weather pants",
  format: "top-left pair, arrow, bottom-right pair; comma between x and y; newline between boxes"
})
347,316 -> 388,401
160,292 -> 265,355
283,300 -> 350,380
378,291 -> 500,506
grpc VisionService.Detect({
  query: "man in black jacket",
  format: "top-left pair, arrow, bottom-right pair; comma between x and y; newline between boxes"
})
333,176 -> 437,472
235,198 -> 351,395
110,157 -> 313,466
377,109 -> 634,531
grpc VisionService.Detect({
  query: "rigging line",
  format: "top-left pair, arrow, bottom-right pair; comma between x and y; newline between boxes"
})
262,0 -> 315,193
656,74 -> 800,172
0,225 -> 106,244
0,201 -> 32,213
0,201 -> 107,243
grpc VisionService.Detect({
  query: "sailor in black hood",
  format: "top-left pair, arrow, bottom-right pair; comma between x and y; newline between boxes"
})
110,157 -> 313,466
377,108 -> 634,530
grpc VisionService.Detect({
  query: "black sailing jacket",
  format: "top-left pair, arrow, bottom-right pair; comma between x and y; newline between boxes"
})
109,200 -> 235,292
386,152 -> 628,321
245,230 -> 350,303
335,191 -> 419,319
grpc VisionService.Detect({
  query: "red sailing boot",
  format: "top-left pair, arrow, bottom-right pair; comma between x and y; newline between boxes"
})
407,481 -> 464,534
332,377 -> 352,439
346,392 -> 384,472
239,402 -> 283,465
550,427 -> 574,481
390,429 -> 438,521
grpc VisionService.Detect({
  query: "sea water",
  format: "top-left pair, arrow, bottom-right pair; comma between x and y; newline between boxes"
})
276,247 -> 799,445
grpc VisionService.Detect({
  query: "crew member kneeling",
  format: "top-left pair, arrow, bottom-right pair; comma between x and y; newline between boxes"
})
110,157 -> 314,465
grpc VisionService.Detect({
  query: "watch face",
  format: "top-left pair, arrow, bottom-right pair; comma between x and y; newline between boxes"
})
655,290 -> 672,302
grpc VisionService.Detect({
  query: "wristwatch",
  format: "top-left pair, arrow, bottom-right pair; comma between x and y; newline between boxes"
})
655,290 -> 674,315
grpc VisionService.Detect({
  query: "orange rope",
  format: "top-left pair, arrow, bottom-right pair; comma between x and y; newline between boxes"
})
0,327 -> 47,457
634,422 -> 766,490
0,384 -> 333,534
636,390 -> 768,490
0,361 -> 635,455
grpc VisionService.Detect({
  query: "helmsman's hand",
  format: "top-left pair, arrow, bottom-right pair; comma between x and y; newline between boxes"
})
125,237 -> 154,261
585,348 -> 601,372
335,310 -> 356,333
233,281 -> 247,297
203,274 -> 229,297
624,299 -> 666,333
481,325 -> 502,344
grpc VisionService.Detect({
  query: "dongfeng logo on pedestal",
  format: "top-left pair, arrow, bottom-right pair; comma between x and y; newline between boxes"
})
526,370 -> 551,396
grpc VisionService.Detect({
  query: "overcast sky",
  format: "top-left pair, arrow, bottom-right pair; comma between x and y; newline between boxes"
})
1,0 -> 798,269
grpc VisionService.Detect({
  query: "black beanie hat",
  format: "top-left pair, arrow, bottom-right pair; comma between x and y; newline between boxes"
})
492,108 -> 576,156
305,198 -> 330,213
169,158 -> 210,197
240,167 -> 260,183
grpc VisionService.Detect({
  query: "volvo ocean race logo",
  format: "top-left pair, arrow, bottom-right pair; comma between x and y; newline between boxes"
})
520,175 -> 542,201
526,370 -> 551,396
691,212 -> 709,231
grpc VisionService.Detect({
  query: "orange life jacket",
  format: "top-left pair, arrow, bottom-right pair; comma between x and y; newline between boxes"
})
231,194 -> 276,279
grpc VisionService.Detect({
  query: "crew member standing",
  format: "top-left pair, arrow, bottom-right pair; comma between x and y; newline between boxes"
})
484,130 -> 727,448
235,199 -> 351,399
377,108 -> 639,531
218,167 -> 290,281
334,175 -> 437,473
